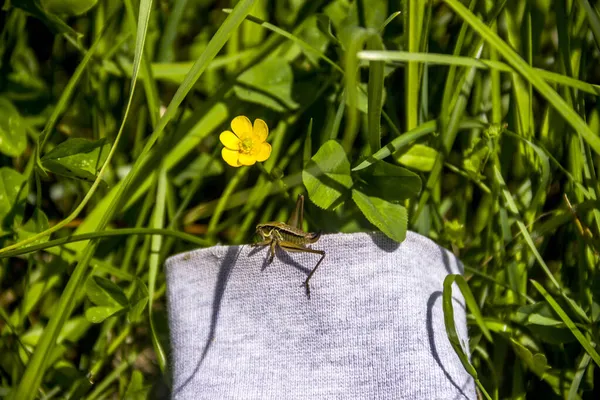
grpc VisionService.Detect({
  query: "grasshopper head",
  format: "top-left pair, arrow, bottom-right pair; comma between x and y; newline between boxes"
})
255,224 -> 272,239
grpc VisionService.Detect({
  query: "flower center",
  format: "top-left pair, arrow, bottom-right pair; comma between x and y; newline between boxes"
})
240,137 -> 253,154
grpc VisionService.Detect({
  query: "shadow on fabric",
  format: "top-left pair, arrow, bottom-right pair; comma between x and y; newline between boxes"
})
172,246 -> 240,397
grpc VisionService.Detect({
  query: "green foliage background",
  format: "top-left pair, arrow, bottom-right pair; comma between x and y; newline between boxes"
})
1,0 -> 600,398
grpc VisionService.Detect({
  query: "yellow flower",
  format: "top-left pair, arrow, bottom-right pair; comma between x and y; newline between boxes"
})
219,116 -> 272,167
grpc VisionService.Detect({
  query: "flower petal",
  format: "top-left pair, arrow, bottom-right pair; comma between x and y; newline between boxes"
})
219,130 -> 240,149
221,148 -> 241,167
238,153 -> 257,166
231,115 -> 253,137
254,142 -> 272,162
252,118 -> 269,142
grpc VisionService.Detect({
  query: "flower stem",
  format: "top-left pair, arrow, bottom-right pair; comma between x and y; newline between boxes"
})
207,167 -> 249,237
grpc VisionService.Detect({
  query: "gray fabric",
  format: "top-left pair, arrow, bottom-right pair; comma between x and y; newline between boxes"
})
165,231 -> 475,399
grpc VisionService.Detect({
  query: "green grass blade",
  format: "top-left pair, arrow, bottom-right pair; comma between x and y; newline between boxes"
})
148,165 -> 168,372
124,0 -> 160,127
413,44 -> 484,224
367,35 -> 384,153
0,5 -> 150,256
222,8 -> 343,74
303,118 -> 313,167
439,0 -> 478,129
442,275 -> 493,400
157,0 -> 189,62
0,228 -> 210,258
352,119 -> 486,171
575,0 -> 600,51
405,0 -> 425,131
504,2 -> 533,138
342,26 -> 374,152
207,168 -> 249,236
492,164 -> 561,290
11,1 -> 155,397
85,354 -> 134,400
568,351 -> 592,400
37,11 -> 122,152
357,51 -> 600,95
379,11 -> 402,33
504,130 -> 550,221
530,280 -> 600,368
445,274 -> 493,342
444,0 -> 600,156
75,3 -> 285,250
133,0 -> 259,163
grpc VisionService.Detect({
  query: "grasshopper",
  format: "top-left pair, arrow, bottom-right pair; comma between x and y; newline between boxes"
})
252,194 -> 325,298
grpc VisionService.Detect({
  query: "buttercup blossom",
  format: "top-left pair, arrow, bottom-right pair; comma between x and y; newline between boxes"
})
219,116 -> 272,167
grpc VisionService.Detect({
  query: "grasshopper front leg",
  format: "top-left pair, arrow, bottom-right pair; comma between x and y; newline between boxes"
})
268,239 -> 277,263
252,238 -> 278,264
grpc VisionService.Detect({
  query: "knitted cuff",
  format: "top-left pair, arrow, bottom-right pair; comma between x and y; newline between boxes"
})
165,231 -> 475,399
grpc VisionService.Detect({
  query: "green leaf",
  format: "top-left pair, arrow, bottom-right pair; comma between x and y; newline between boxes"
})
20,275 -> 61,323
85,276 -> 129,308
516,302 -> 563,327
510,338 -> 550,377
124,370 -> 147,400
41,138 -> 110,182
396,144 -> 438,172
57,316 -> 91,343
128,279 -> 149,323
302,140 -> 353,210
234,58 -> 299,112
85,306 -> 125,324
0,97 -> 27,157
463,137 -> 491,180
353,119 -> 487,171
315,14 -> 339,44
527,325 -> 578,345
0,167 -> 28,232
356,161 -> 421,201
9,0 -> 82,37
351,189 -> 407,242
16,209 -> 50,245
442,220 -> 466,249
40,0 -> 98,16
353,120 -> 438,171
298,15 -> 332,66
515,302 -> 575,345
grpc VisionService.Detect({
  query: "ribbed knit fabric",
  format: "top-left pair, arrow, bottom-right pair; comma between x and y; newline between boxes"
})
165,231 -> 475,399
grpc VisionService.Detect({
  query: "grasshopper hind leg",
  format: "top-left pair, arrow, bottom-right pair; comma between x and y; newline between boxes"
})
301,251 -> 326,299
